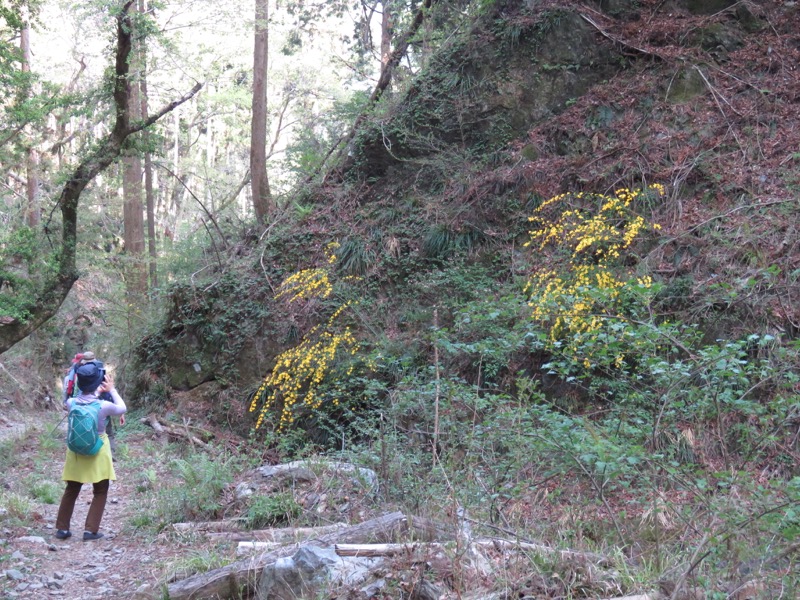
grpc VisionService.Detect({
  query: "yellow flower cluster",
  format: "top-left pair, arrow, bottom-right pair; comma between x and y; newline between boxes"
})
527,185 -> 662,261
526,185 -> 664,343
249,302 -> 359,430
275,243 -> 343,303
277,268 -> 332,302
326,241 -> 340,264
250,244 -> 360,431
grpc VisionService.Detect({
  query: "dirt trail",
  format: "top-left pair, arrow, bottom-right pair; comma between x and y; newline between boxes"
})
1,416 -> 189,600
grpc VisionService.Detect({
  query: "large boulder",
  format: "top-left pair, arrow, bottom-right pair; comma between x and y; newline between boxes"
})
256,545 -> 381,600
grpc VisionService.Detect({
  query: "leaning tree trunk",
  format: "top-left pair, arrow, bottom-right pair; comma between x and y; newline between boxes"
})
0,0 -> 201,354
380,0 -> 394,69
314,0 -> 437,182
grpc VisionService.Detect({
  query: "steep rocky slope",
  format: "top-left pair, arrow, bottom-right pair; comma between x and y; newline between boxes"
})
148,0 -> 800,397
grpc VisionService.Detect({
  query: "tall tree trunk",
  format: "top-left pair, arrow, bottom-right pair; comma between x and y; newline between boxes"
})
162,110 -> 182,226
123,93 -> 147,297
139,0 -> 157,290
206,84 -> 215,211
250,0 -> 271,223
123,4 -> 147,299
164,107 -> 192,244
20,4 -> 39,227
380,0 -> 393,69
24,150 -> 39,227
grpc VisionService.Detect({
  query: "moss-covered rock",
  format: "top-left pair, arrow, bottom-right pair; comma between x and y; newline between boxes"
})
666,66 -> 708,103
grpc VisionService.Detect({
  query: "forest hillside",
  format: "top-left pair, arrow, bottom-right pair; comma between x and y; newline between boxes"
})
131,0 -> 800,595
1,0 -> 800,598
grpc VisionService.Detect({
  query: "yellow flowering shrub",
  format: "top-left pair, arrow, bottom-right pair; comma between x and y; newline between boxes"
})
277,268 -> 333,302
274,242 -> 339,302
249,242 -> 359,431
525,185 -> 664,345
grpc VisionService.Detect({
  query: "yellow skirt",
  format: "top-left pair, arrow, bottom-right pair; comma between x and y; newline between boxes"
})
61,434 -> 116,483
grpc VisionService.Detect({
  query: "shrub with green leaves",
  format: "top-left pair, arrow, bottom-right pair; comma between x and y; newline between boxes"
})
0,226 -> 60,323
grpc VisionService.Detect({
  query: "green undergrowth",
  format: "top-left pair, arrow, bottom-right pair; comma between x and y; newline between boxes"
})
137,179 -> 800,597
246,492 -> 302,529
125,443 -> 249,534
199,266 -> 797,596
0,423 -> 65,524
399,299 -> 796,593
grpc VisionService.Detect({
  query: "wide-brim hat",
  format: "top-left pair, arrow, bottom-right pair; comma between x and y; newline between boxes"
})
76,362 -> 104,393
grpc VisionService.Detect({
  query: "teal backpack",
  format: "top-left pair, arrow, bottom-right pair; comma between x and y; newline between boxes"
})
66,401 -> 103,456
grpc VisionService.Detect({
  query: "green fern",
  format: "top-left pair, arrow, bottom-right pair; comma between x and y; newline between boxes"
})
336,238 -> 373,276
423,224 -> 455,259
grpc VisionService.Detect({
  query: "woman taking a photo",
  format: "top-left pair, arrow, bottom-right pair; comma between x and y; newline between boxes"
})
54,361 -> 126,541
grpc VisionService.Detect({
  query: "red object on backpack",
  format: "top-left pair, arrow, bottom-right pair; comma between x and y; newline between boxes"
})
65,353 -> 84,398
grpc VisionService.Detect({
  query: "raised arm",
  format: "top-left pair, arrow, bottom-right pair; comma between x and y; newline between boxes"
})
97,375 -> 127,419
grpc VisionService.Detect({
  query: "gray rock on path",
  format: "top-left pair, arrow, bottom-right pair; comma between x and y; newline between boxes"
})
409,579 -> 441,600
257,544 -> 382,600
17,535 -> 47,544
235,481 -> 255,500
360,578 -> 386,596
131,583 -> 161,600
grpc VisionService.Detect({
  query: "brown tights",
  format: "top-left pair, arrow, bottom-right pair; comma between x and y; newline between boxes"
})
55,480 -> 109,534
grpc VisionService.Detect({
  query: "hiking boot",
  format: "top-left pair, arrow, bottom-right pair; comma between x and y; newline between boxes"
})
83,532 -> 104,541
55,530 -> 72,540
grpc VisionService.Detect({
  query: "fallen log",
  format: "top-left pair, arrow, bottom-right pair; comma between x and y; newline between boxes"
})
336,539 -> 614,566
206,522 -> 348,542
236,541 -> 282,556
259,459 -> 378,490
142,414 -> 165,435
172,519 -> 247,533
166,511 -> 408,600
141,414 -> 212,451
336,542 -> 448,558
406,515 -> 457,541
